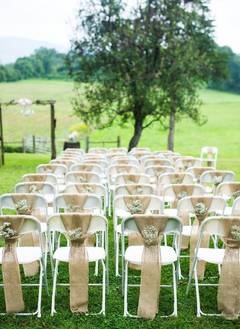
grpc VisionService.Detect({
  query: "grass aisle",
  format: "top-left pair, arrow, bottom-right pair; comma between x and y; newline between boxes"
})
0,154 -> 239,328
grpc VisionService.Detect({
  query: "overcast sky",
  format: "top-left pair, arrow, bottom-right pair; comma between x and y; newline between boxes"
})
0,0 -> 239,53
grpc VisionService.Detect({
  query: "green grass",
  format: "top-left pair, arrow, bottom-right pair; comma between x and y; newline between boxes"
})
0,80 -> 240,328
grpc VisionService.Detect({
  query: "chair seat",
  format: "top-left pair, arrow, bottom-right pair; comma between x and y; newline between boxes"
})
197,248 -> 225,265
53,246 -> 105,262
125,245 -> 177,266
0,247 -> 42,264
164,208 -> 177,217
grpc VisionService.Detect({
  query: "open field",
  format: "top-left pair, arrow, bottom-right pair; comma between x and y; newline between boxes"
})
0,79 -> 239,176
0,80 -> 239,328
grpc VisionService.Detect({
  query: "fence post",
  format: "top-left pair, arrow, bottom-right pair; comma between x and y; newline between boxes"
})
117,136 -> 121,147
85,136 -> 89,152
32,135 -> 36,153
0,104 -> 4,165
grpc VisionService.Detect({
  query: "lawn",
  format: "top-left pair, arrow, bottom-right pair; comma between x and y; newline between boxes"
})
0,80 -> 239,328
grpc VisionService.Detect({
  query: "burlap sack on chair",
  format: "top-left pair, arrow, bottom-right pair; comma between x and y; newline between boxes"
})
217,218 -> 240,320
75,184 -> 96,194
189,197 -> 213,280
42,165 -> 55,173
0,216 -> 25,313
172,185 -> 195,208
192,167 -> 214,183
123,174 -> 141,185
133,215 -> 168,319
26,174 -> 47,182
26,182 -> 45,194
60,213 -> 92,313
125,184 -> 145,195
12,195 -> 43,277
124,196 -> 151,270
73,172 -> 93,183
62,194 -> 95,246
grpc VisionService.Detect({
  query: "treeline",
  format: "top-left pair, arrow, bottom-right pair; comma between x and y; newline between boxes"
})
0,48 -> 68,82
209,46 -> 240,93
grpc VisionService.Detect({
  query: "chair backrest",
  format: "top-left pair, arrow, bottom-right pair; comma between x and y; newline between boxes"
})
63,183 -> 108,211
0,215 -> 42,244
130,147 -> 151,154
48,213 -> 107,235
89,147 -> 107,154
175,157 -> 202,171
110,156 -> 139,167
65,171 -> 102,184
232,197 -> 240,215
108,164 -> 140,185
144,165 -> 175,182
50,159 -> 77,168
200,146 -> 218,168
215,182 -> 240,200
22,173 -> 58,185
113,194 -> 164,215
15,182 -> 56,203
114,184 -> 154,197
163,184 -> 206,204
186,166 -> 215,182
54,193 -> 102,213
114,173 -> 151,186
108,147 -> 128,154
177,196 -> 226,218
0,193 -> 48,221
36,164 -> 67,176
70,163 -> 103,175
144,158 -> 172,167
81,159 -> 108,170
200,170 -> 235,190
63,148 -> 85,155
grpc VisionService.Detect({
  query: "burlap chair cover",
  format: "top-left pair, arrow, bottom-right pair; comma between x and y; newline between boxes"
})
123,196 -> 151,269
124,184 -> 145,195
191,167 -> 214,182
189,197 -> 213,279
206,171 -> 228,192
133,215 -> 168,319
62,195 -> 95,246
72,172 -> 94,183
12,195 -> 44,277
42,165 -> 55,173
77,165 -> 95,172
171,185 -> 195,208
26,174 -> 47,182
60,213 -> 92,313
116,165 -> 135,175
219,183 -> 240,206
178,159 -> 194,171
170,173 -> 187,184
122,174 -> 141,185
217,218 -> 240,320
26,182 -> 45,193
74,184 -> 97,194
0,216 -> 25,313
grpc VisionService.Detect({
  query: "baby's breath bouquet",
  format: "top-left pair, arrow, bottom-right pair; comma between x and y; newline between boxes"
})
213,175 -> 223,187
194,202 -> 208,221
15,199 -> 32,215
230,225 -> 240,241
68,227 -> 85,242
142,225 -> 159,246
127,199 -> 143,214
0,222 -> 19,241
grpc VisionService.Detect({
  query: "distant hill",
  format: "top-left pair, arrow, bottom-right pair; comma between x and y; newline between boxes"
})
0,37 -> 68,64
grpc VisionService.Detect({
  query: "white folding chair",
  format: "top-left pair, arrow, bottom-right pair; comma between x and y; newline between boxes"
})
163,184 -> 206,207
48,213 -> 108,316
186,166 -> 215,183
200,170 -> 235,193
144,158 -> 172,168
15,182 -> 56,205
113,194 -> 164,276
36,164 -> 67,185
108,164 -> 140,187
63,183 -> 108,214
157,172 -> 194,196
175,157 -> 202,171
122,215 -> 182,317
187,216 -> 240,317
114,184 -> 154,198
50,159 -> 77,169
22,173 -> 58,186
0,215 -> 45,317
200,146 -> 218,168
145,165 -> 175,184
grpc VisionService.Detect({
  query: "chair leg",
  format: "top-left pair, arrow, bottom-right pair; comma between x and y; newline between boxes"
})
172,263 -> 177,316
194,263 -> 201,317
123,261 -> 128,316
94,234 -> 99,276
115,233 -> 120,276
37,260 -> 43,318
51,260 -> 59,316
101,260 -> 106,315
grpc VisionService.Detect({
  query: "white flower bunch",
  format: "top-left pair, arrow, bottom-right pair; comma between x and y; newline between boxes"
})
67,205 -> 83,213
213,175 -> 222,186
194,202 -> 208,217
0,222 -> 18,240
68,227 -> 84,241
29,184 -> 37,193
230,225 -> 240,241
15,199 -> 32,215
85,185 -> 94,193
177,191 -> 188,200
142,225 -> 159,246
78,176 -> 87,183
232,190 -> 240,200
127,199 -> 143,214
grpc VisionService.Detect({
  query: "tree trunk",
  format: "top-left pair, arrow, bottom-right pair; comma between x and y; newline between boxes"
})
128,117 -> 143,151
167,110 -> 175,151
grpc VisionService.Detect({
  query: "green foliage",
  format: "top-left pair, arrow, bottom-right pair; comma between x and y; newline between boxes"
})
68,0 -> 226,150
0,48 -> 68,82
